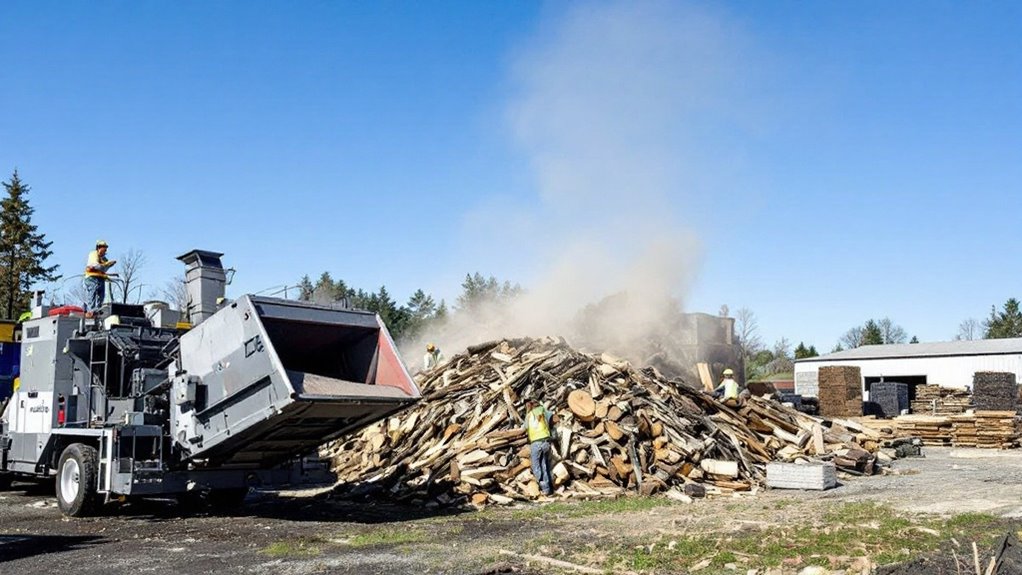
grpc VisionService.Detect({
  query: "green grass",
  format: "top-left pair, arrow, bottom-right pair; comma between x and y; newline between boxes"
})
260,539 -> 322,558
347,529 -> 429,548
593,503 -> 1006,573
510,496 -> 675,520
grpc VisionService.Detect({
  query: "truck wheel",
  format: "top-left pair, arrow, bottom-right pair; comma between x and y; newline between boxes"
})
56,443 -> 99,517
0,473 -> 12,491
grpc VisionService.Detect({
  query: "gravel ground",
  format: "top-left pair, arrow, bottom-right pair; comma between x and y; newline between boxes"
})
1,447 -> 1021,575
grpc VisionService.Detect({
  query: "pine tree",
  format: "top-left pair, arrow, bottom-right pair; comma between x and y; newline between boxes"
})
297,275 -> 314,301
0,171 -> 59,319
861,320 -> 884,345
985,298 -> 1022,338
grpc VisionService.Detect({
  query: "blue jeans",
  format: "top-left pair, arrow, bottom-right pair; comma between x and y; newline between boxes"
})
529,440 -> 553,495
84,276 -> 105,312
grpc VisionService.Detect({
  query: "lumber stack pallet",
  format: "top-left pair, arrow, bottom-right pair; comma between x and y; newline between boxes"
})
891,415 -> 953,446
973,372 -> 1018,412
321,337 -> 880,506
910,384 -> 972,415
818,366 -> 863,418
951,411 -> 1020,449
868,382 -> 908,418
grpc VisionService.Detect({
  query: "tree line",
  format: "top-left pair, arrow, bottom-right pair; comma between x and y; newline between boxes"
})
294,271 -> 521,342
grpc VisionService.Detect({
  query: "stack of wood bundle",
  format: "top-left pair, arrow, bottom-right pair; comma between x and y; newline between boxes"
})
891,415 -> 953,446
910,385 -> 972,415
973,372 -> 1018,412
818,366 -> 863,418
869,382 -> 908,418
951,411 -> 1020,448
321,337 -> 880,506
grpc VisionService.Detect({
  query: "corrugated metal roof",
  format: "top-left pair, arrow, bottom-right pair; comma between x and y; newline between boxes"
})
796,337 -> 1022,363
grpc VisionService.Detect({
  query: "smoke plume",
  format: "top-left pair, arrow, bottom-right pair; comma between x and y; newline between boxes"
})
408,1 -> 752,376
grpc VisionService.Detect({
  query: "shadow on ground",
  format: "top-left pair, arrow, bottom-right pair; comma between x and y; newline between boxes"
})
108,490 -> 473,525
0,534 -> 106,563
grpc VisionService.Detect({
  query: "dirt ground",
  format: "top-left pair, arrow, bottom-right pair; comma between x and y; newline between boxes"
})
2,447 -> 1021,575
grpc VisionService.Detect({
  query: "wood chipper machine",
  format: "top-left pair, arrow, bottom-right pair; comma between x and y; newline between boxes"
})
0,249 -> 420,516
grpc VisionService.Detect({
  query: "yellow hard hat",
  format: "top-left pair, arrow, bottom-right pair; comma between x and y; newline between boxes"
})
723,368 -> 734,376
96,240 -> 109,247
426,343 -> 436,352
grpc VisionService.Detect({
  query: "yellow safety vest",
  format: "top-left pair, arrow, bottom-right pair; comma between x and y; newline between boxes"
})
722,378 -> 739,400
526,407 -> 551,443
85,250 -> 109,279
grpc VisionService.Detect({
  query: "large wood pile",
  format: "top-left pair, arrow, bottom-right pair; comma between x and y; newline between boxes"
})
973,372 -> 1018,412
322,337 -> 879,506
910,384 -> 972,415
818,366 -> 863,418
950,411 -> 1020,448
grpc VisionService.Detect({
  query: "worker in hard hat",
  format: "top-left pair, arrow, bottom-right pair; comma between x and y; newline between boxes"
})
423,343 -> 444,371
84,240 -> 116,317
523,398 -> 555,497
714,368 -> 741,408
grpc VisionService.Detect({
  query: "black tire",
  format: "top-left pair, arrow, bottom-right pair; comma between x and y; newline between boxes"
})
55,443 -> 99,517
0,473 -> 12,491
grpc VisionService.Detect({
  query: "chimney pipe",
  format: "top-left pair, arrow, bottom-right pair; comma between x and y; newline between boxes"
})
176,249 -> 226,325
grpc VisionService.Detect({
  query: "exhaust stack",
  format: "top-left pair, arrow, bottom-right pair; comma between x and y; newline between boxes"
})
177,249 -> 227,325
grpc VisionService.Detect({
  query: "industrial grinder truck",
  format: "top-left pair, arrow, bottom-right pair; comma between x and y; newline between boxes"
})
0,250 -> 420,516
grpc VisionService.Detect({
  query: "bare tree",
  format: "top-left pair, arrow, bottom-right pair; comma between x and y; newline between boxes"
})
734,307 -> 763,357
766,337 -> 794,374
111,248 -> 146,303
877,317 -> 907,344
839,326 -> 864,350
955,318 -> 981,341
152,275 -> 188,314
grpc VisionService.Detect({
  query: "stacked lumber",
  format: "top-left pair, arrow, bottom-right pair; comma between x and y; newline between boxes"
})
868,382 -> 908,418
973,372 -> 1018,412
910,385 -> 972,415
891,415 -> 953,446
321,337 -> 880,506
818,366 -> 862,418
951,411 -> 1020,449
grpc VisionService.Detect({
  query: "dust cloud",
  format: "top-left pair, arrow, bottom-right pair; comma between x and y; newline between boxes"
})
406,1 -> 752,378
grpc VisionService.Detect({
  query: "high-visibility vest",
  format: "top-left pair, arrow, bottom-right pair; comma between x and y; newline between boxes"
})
526,406 -> 551,443
85,250 -> 108,279
722,378 -> 739,400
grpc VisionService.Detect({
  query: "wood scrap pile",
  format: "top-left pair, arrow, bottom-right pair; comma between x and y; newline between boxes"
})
950,411 -> 1021,449
818,366 -> 863,418
910,384 -> 972,415
973,372 -> 1018,412
321,337 -> 880,506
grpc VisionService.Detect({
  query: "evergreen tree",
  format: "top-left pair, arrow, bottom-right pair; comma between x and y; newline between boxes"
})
0,171 -> 59,319
861,319 -> 884,345
985,298 -> 1022,338
910,336 -> 919,344
297,275 -> 314,301
794,342 -> 820,359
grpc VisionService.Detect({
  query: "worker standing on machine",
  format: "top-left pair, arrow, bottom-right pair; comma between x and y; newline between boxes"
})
84,240 -> 116,317
423,343 -> 444,371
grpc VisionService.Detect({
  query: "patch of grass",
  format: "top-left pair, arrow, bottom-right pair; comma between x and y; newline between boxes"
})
594,503 -> 1010,573
260,539 -> 322,558
510,496 -> 674,520
347,528 -> 428,548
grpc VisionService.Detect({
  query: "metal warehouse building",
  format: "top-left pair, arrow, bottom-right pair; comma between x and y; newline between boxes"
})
794,338 -> 1022,400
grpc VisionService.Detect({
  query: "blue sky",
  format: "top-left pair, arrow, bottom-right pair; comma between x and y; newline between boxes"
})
1,1 -> 1019,352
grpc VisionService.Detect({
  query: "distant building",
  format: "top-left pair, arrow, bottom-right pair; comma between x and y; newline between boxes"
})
794,338 -> 1022,401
